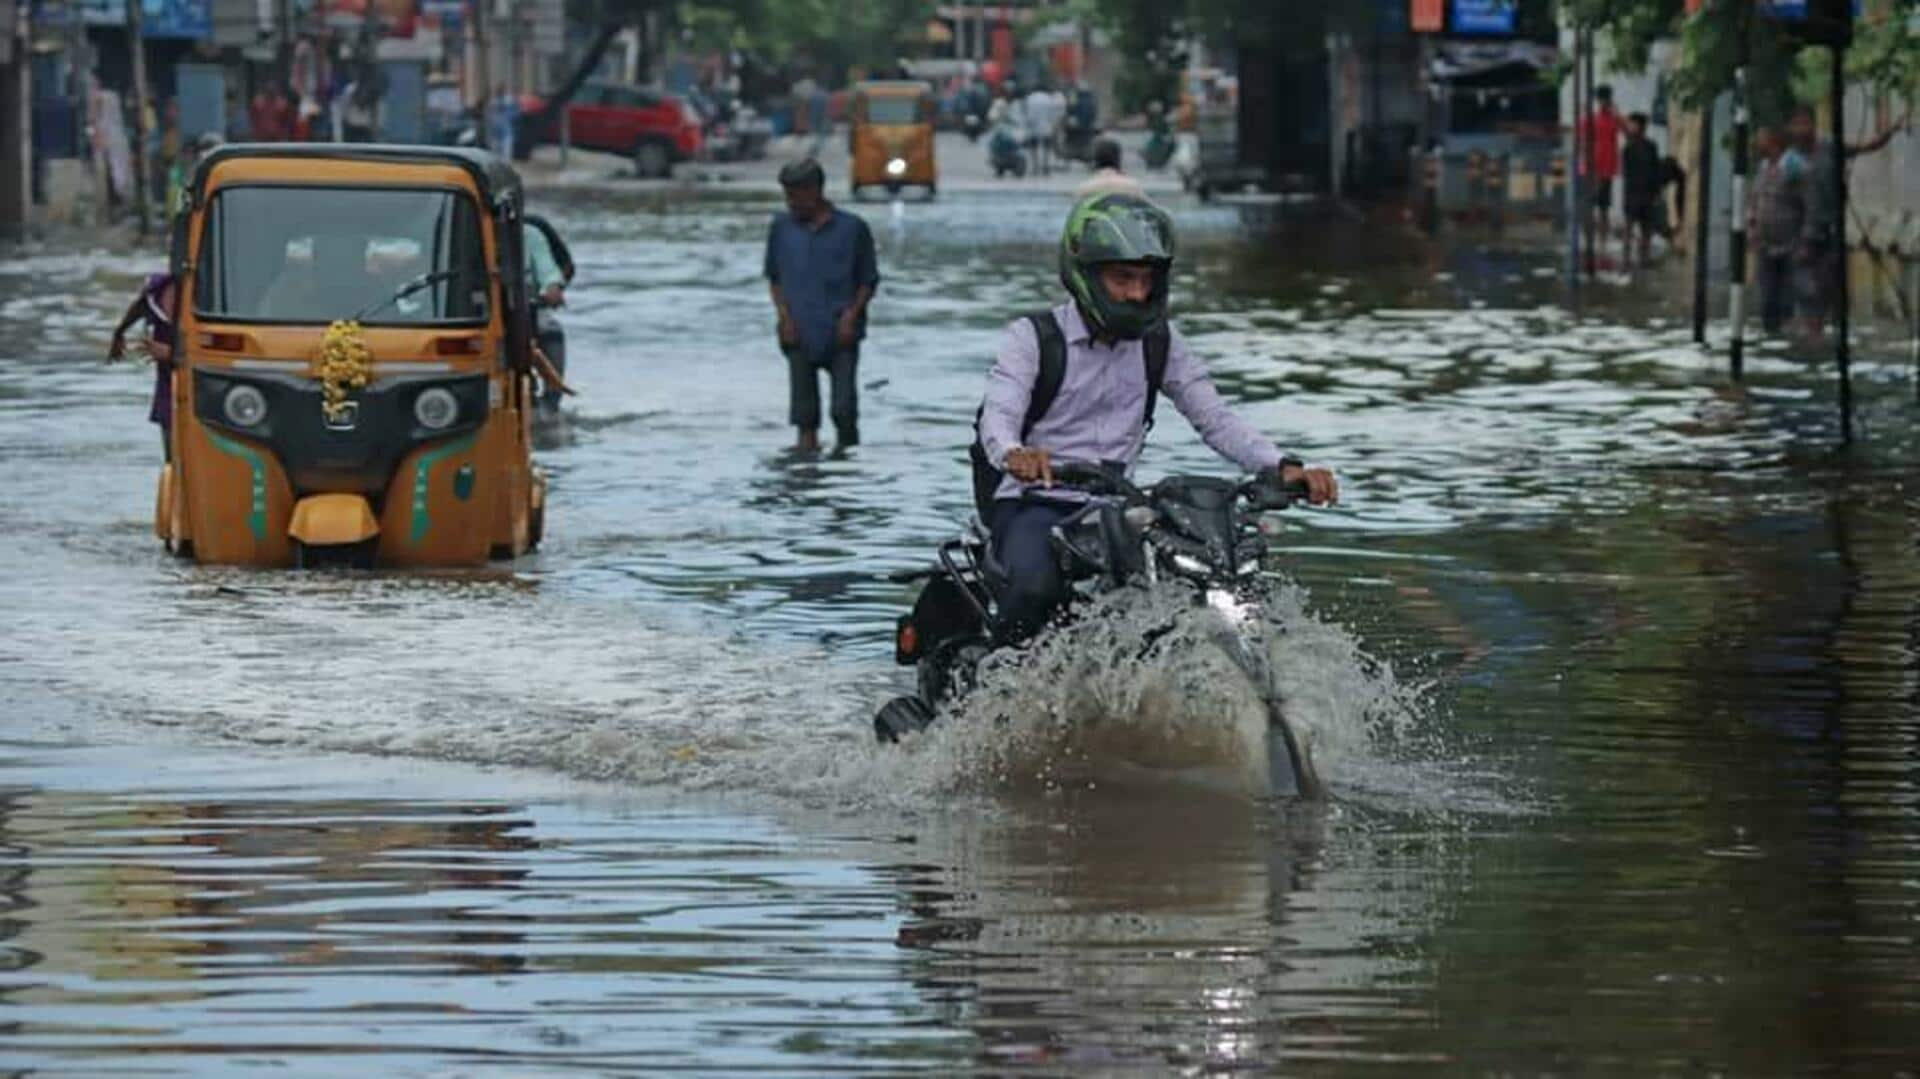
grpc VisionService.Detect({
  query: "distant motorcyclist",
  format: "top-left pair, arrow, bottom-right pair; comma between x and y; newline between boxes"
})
971,194 -> 1337,641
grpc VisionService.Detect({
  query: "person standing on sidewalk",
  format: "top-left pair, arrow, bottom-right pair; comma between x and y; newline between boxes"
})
764,159 -> 880,455
1748,127 -> 1807,335
1576,85 -> 1622,250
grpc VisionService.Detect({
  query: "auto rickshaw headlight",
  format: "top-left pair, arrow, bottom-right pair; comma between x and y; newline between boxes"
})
223,384 -> 269,428
886,157 -> 908,177
414,386 -> 460,430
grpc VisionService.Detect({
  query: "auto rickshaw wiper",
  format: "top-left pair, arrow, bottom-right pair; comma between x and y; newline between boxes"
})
352,270 -> 461,322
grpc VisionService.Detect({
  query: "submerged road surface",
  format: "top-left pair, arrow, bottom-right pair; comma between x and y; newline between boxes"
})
1,184 -> 1917,1072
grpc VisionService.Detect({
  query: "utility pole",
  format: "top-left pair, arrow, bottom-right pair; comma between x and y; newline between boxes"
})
1691,98 -> 1714,344
472,0 -> 491,149
126,0 -> 152,236
1727,62 -> 1749,381
1,0 -> 27,242
1831,43 -> 1851,442
1581,28 -> 1596,280
1566,25 -> 1583,291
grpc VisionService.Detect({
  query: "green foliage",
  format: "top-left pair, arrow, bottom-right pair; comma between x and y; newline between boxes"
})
1567,0 -> 1917,123
676,0 -> 938,78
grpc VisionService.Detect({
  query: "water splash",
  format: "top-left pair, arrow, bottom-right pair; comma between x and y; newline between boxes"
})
885,580 -> 1428,802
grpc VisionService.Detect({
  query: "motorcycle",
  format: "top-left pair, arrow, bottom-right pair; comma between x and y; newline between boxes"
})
874,461 -> 1324,800
1056,114 -> 1099,165
988,122 -> 1029,178
1143,127 -> 1176,170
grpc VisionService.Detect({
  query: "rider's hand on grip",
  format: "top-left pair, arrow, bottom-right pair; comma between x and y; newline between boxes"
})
1005,446 -> 1054,487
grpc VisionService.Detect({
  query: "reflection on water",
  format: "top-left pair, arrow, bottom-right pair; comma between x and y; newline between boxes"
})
2,188 -> 1919,1069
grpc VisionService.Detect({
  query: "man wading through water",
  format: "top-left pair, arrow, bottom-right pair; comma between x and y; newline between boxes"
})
973,194 -> 1338,642
765,159 -> 879,455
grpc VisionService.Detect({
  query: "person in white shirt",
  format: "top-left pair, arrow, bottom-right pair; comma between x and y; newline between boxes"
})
1024,84 -> 1057,176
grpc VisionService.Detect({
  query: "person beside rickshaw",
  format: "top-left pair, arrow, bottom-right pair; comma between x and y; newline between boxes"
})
525,214 -> 576,410
764,158 -> 879,455
107,273 -> 178,460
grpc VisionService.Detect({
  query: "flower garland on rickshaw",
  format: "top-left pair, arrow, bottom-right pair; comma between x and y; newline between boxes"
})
314,320 -> 372,421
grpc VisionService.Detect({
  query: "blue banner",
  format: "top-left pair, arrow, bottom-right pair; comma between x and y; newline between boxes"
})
79,0 -> 212,38
1451,0 -> 1516,36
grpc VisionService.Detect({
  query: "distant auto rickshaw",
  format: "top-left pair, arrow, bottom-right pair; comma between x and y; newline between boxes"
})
849,80 -> 937,199
156,144 -> 547,568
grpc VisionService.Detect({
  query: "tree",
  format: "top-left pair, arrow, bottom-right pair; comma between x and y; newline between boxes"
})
1565,0 -> 1917,128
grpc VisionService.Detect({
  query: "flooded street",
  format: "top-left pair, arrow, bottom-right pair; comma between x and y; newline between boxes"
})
2,185 -> 1917,1072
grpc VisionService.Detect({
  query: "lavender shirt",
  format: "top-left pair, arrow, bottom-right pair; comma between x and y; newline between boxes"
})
978,302 -> 1286,502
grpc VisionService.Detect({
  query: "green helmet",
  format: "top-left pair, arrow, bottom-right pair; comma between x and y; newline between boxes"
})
1058,193 -> 1176,340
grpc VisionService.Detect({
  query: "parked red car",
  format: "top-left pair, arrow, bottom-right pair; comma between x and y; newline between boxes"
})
518,81 -> 704,177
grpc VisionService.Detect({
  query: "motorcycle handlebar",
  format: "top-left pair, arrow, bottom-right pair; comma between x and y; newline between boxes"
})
1047,459 -> 1306,510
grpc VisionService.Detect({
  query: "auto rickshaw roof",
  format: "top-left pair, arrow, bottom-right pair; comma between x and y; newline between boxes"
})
190,144 -> 523,207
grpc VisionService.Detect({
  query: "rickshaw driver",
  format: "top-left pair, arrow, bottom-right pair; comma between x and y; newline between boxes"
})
261,233 -> 381,321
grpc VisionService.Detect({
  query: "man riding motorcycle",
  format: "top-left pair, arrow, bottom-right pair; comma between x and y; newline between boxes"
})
973,194 -> 1337,642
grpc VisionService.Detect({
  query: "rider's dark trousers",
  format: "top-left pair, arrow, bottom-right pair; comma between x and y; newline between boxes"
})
990,498 -> 1078,643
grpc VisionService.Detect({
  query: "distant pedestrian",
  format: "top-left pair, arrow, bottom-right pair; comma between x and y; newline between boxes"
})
1749,127 -> 1808,335
107,273 -> 178,460
1074,137 -> 1145,200
1576,84 -> 1621,249
764,158 -> 880,455
1025,83 -> 1058,176
250,84 -> 291,142
1619,112 -> 1660,264
488,82 -> 519,160
1785,105 -> 1907,338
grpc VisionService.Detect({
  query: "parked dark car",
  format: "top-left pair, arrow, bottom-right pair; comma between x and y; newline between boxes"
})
517,82 -> 705,178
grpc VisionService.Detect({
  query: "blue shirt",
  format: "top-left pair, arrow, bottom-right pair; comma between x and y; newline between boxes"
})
763,207 -> 880,363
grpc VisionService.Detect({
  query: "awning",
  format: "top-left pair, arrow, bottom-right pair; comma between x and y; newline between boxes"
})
1428,40 -> 1557,82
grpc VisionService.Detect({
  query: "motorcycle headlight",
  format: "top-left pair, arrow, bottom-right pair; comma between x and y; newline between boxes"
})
414,386 -> 459,430
886,157 -> 908,177
223,383 -> 268,428
1170,553 -> 1210,578
1236,557 -> 1262,577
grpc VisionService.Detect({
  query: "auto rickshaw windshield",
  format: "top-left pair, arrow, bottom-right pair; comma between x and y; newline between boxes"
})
194,186 -> 491,325
863,95 -> 925,125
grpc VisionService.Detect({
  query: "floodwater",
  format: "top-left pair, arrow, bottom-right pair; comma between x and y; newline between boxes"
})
2,186 -> 1917,1073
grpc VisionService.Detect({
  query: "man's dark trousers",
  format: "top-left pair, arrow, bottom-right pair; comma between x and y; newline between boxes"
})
786,346 -> 860,446
990,498 -> 1077,642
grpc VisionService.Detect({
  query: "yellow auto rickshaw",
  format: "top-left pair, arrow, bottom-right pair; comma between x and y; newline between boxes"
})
849,80 -> 937,199
156,144 -> 546,568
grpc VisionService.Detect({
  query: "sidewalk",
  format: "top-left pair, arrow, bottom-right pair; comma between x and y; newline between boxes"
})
517,130 -> 1186,199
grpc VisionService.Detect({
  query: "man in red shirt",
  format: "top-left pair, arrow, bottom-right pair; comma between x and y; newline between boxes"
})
1577,84 -> 1621,247
248,85 -> 290,143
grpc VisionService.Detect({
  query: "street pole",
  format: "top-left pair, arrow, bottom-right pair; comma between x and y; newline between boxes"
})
126,0 -> 151,236
1728,64 -> 1749,381
1831,44 -> 1852,443
1692,99 -> 1714,344
472,0 -> 491,150
1581,29 -> 1596,280
1566,25 -> 1582,291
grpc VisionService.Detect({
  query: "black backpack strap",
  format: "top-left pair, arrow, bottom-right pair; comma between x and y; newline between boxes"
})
1141,323 -> 1171,430
1020,311 -> 1068,440
970,310 -> 1069,521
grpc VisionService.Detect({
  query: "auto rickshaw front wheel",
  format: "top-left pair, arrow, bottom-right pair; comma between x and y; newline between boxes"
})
293,538 -> 378,571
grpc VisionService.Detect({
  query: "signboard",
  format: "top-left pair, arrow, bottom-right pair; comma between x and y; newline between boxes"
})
1762,0 -> 1857,46
79,0 -> 212,37
1410,0 -> 1444,33
1450,0 -> 1515,35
